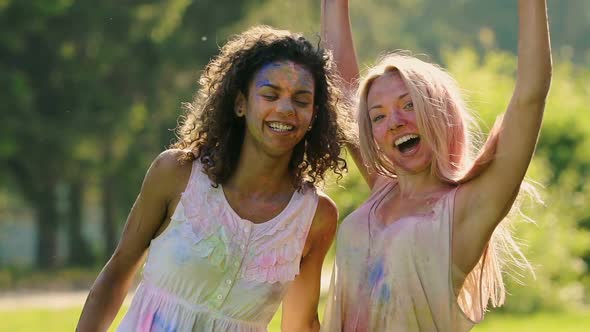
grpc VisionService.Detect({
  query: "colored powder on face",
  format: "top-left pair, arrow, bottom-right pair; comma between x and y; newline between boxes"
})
255,63 -> 285,86
255,62 -> 314,91
255,78 -> 271,88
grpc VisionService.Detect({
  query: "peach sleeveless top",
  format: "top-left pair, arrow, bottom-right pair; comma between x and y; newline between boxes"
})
322,177 -> 484,331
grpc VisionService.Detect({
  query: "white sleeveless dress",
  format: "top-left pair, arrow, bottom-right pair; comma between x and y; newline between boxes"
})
117,161 -> 319,332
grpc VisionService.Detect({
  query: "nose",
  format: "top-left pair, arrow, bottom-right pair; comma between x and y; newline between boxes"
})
276,98 -> 295,116
388,109 -> 405,130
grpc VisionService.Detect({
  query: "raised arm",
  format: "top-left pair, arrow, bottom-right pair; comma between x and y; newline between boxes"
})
453,0 -> 552,275
280,194 -> 338,332
321,0 -> 359,90
322,0 -> 380,188
76,150 -> 190,332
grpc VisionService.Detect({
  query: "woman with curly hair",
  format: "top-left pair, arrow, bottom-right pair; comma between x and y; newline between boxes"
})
321,0 -> 551,331
77,25 -> 350,332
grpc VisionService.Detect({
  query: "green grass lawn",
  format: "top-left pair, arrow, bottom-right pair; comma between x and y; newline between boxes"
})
1,305 -> 589,332
472,311 -> 590,332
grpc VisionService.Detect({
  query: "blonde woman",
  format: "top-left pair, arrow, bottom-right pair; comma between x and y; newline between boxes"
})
321,0 -> 551,331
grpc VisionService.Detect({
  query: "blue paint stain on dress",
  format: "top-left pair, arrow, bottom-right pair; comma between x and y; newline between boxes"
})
380,283 -> 391,301
151,311 -> 177,332
173,241 -> 191,265
368,258 -> 385,286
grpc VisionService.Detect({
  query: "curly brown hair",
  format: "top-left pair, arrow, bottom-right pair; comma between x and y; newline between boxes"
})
172,25 -> 350,189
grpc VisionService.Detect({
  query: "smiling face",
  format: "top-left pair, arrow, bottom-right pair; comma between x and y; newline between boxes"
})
239,60 -> 316,157
367,72 -> 433,175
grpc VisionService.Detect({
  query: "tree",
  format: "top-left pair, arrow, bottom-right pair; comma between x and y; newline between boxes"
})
0,0 -> 258,268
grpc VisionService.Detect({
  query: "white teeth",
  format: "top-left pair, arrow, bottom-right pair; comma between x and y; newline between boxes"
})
268,122 -> 294,132
395,134 -> 419,147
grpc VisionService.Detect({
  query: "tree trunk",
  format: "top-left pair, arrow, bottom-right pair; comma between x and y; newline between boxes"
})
8,159 -> 61,269
102,174 -> 117,260
67,180 -> 95,266
34,180 -> 59,269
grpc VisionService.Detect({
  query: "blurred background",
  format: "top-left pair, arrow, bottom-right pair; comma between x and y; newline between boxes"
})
0,0 -> 588,331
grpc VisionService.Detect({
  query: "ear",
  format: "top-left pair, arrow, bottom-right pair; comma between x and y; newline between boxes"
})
234,92 -> 247,117
308,105 -> 319,131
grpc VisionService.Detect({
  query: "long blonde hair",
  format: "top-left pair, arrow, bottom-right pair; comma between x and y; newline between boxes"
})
357,52 -> 537,311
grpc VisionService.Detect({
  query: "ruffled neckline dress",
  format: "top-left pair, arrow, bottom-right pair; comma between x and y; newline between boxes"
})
117,161 -> 319,332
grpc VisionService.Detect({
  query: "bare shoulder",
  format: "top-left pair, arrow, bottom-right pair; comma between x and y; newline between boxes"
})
317,192 -> 338,221
299,191 -> 338,259
310,192 -> 339,241
151,149 -> 192,173
144,149 -> 193,200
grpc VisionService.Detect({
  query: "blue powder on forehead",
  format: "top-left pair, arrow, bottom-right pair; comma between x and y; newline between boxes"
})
255,78 -> 271,88
254,62 -> 285,87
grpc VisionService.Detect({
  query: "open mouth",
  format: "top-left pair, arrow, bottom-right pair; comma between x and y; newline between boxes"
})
395,134 -> 420,153
267,121 -> 295,133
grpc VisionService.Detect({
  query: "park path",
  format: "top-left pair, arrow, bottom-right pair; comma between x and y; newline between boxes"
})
0,266 -> 333,310
0,290 -> 133,310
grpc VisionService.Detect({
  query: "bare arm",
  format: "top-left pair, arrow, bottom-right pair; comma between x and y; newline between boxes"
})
76,150 -> 190,332
321,0 -> 359,90
281,194 -> 338,332
322,0 -> 381,188
453,0 -> 552,275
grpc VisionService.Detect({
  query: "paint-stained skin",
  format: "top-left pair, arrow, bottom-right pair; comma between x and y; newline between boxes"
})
254,62 -> 315,91
241,60 -> 316,158
368,72 -> 433,175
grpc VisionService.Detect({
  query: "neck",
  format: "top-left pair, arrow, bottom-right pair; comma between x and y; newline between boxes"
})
395,166 -> 449,199
225,141 -> 295,196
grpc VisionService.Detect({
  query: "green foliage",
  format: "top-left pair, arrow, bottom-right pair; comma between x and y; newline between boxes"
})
0,0 -> 253,265
446,48 -> 590,312
229,0 -> 319,35
325,155 -> 371,223
473,312 -> 590,332
347,0 -> 590,64
498,158 -> 590,312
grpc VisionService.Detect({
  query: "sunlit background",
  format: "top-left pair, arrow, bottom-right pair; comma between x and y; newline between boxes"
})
1,1 -> 589,331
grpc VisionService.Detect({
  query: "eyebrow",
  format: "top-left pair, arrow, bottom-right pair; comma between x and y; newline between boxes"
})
368,92 -> 411,111
258,83 -> 313,95
369,104 -> 382,112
